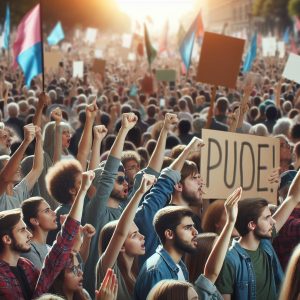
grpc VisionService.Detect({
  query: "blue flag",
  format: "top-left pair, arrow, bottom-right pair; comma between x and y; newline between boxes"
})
3,4 -> 10,49
179,15 -> 197,71
47,22 -> 64,46
283,27 -> 290,44
243,33 -> 257,73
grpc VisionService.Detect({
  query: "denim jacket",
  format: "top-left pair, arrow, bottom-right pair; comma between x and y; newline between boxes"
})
134,246 -> 189,300
225,239 -> 284,300
134,167 -> 181,267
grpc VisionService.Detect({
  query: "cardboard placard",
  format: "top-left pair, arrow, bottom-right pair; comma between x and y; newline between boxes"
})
283,53 -> 300,84
44,51 -> 63,72
85,28 -> 97,44
141,74 -> 154,94
122,34 -> 132,48
200,129 -> 279,204
155,69 -> 176,82
277,41 -> 285,58
92,59 -> 106,78
196,32 -> 245,88
73,61 -> 84,78
262,37 -> 277,57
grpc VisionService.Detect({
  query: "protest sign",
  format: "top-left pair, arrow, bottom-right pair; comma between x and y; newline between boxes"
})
44,51 -> 63,72
122,34 -> 132,48
85,28 -> 97,44
73,61 -> 84,78
282,53 -> 300,84
94,49 -> 103,58
262,37 -> 277,57
200,129 -> 280,204
140,74 -> 154,94
277,41 -> 285,58
92,59 -> 106,78
155,69 -> 176,82
196,32 -> 245,88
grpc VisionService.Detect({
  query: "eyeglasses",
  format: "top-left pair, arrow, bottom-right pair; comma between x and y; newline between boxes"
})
116,176 -> 127,185
68,264 -> 82,276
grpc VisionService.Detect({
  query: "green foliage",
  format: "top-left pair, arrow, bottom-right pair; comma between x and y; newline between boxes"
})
289,0 -> 300,17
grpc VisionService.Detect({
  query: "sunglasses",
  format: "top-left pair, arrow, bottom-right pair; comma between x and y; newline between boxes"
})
116,176 -> 127,185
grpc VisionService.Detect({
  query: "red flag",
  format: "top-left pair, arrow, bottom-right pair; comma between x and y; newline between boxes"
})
290,37 -> 298,54
195,11 -> 204,38
137,42 -> 144,56
158,20 -> 169,54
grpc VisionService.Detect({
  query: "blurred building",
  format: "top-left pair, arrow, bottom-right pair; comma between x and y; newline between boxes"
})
200,0 -> 254,36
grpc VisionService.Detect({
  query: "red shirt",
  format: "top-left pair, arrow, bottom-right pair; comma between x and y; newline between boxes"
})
273,208 -> 300,270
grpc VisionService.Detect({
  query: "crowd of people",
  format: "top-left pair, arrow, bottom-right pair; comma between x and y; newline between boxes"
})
0,29 -> 300,300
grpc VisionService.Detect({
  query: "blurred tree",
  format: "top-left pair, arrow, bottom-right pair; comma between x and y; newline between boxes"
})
289,0 -> 300,17
253,0 -> 292,32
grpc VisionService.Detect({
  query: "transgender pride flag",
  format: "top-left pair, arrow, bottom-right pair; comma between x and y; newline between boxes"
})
13,4 -> 43,87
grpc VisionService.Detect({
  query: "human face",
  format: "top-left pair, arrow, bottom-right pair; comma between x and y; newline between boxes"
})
279,138 -> 292,161
253,206 -> 276,240
35,201 -> 57,231
111,171 -> 128,202
123,223 -> 145,257
64,256 -> 83,293
187,287 -> 199,300
181,173 -> 204,206
11,220 -> 33,253
173,216 -> 198,254
0,128 -> 12,155
61,128 -> 71,149
124,159 -> 140,187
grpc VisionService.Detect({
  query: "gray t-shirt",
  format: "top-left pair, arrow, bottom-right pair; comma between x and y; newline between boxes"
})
0,179 -> 30,211
97,257 -> 132,300
21,241 -> 50,270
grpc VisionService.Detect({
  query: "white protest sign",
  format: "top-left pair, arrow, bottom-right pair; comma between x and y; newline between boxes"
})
85,28 -> 97,44
283,53 -> 300,84
95,49 -> 104,58
200,129 -> 279,204
73,61 -> 84,78
128,52 -> 136,61
262,37 -> 277,57
122,34 -> 132,48
277,41 -> 285,58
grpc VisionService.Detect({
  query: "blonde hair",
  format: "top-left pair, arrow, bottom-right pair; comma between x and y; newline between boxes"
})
279,244 -> 300,300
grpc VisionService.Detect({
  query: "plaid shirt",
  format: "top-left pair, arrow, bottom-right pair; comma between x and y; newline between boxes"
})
273,208 -> 300,270
0,257 -> 39,300
33,216 -> 80,297
0,217 -> 79,300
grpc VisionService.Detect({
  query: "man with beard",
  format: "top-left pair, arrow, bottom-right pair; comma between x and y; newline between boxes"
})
215,168 -> 300,300
134,206 -> 198,300
134,137 -> 205,267
0,122 -> 12,155
0,170 -> 94,299
83,112 -> 138,298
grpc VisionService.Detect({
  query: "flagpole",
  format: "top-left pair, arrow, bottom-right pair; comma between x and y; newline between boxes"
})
39,0 -> 45,92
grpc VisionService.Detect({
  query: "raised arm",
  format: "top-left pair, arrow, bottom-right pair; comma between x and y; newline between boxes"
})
0,124 -> 35,195
89,125 -> 108,170
51,107 -> 63,163
203,187 -> 242,283
237,83 -> 252,129
170,136 -> 204,172
100,174 -> 156,272
205,86 -> 217,129
273,168 -> 300,232
110,112 -> 138,159
148,113 -> 178,172
33,92 -> 50,127
23,126 -> 44,191
77,101 -> 98,170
